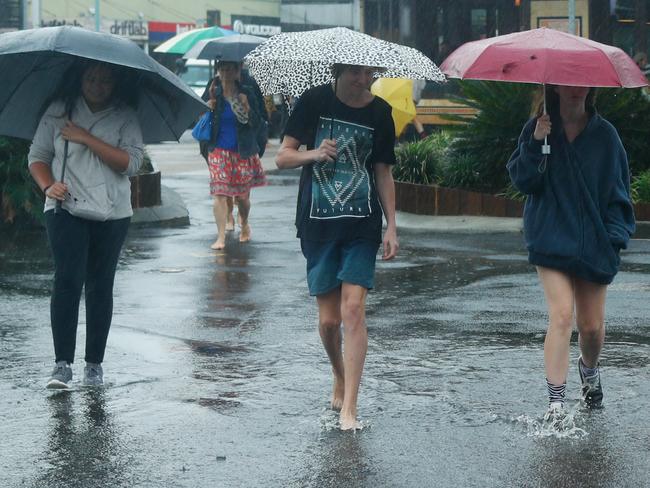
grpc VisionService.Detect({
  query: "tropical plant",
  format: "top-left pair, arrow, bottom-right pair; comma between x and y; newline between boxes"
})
0,136 -> 42,225
438,152 -> 482,190
443,80 -> 535,193
596,88 -> 650,175
631,169 -> 650,203
393,131 -> 451,185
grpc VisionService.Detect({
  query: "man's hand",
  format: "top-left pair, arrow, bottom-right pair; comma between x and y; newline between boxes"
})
313,138 -> 337,163
382,225 -> 399,260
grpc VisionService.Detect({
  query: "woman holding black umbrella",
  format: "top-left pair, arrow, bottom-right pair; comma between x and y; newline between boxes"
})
28,60 -> 144,388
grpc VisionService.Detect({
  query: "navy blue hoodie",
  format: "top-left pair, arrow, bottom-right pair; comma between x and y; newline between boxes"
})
507,113 -> 635,284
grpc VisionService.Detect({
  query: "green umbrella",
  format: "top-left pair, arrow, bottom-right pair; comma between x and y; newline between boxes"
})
154,26 -> 236,55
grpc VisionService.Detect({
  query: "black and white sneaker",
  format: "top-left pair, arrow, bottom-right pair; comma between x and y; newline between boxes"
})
578,356 -> 603,408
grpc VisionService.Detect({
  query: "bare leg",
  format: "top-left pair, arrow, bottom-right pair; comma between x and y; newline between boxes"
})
225,197 -> 235,232
413,115 -> 426,137
316,288 -> 345,411
574,277 -> 607,368
339,283 -> 368,430
211,195 -> 229,250
537,267 -> 575,386
236,192 -> 252,242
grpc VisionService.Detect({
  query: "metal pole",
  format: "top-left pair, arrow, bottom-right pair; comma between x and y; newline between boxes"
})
568,0 -> 576,35
95,0 -> 100,31
31,0 -> 41,28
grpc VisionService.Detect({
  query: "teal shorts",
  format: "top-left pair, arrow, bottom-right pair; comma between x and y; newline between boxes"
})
300,238 -> 380,296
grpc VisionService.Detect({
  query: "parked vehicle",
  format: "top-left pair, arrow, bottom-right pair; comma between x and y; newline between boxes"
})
176,59 -> 212,97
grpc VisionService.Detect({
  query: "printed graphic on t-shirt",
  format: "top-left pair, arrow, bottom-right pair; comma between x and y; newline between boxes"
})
310,117 -> 374,220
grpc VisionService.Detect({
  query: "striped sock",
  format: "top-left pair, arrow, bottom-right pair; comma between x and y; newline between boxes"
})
579,357 -> 599,378
546,379 -> 566,406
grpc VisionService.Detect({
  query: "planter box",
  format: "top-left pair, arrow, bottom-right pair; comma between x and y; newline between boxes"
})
130,171 -> 161,209
394,180 -> 523,217
634,202 -> 650,221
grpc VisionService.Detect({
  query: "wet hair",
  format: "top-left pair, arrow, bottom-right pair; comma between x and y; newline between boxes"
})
215,60 -> 242,72
51,60 -> 139,118
330,63 -> 385,80
532,84 -> 597,119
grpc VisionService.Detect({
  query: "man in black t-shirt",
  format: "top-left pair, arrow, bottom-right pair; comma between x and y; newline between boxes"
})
276,64 -> 399,431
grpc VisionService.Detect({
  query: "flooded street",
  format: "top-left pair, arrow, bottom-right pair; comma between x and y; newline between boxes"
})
2,137 -> 650,488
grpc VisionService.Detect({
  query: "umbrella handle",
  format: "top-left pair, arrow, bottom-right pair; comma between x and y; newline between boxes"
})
54,140 -> 69,215
542,84 -> 551,154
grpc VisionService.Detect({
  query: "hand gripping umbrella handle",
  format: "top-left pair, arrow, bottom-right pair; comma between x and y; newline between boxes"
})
54,140 -> 69,215
542,85 -> 551,155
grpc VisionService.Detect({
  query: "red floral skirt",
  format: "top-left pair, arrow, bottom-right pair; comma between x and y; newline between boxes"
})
208,148 -> 266,196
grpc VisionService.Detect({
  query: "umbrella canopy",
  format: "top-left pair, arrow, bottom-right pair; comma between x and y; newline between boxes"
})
183,34 -> 266,61
245,27 -> 445,97
440,27 -> 648,88
371,78 -> 416,136
0,26 -> 207,143
154,26 -> 236,55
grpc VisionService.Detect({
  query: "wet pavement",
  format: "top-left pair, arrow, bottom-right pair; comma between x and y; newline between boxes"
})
2,134 -> 650,488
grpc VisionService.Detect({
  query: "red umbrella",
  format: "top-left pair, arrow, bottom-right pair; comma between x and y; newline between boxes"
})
441,27 -> 647,88
440,27 -> 648,153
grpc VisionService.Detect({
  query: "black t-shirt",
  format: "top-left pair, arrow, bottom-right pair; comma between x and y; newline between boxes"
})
284,83 -> 396,243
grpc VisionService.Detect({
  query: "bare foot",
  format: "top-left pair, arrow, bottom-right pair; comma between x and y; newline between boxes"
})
331,376 -> 344,411
339,411 -> 362,431
239,224 -> 251,243
225,215 -> 235,232
210,238 -> 225,250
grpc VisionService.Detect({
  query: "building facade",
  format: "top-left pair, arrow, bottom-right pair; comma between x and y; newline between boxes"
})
19,0 -> 281,51
362,0 -> 649,62
281,0 -> 362,31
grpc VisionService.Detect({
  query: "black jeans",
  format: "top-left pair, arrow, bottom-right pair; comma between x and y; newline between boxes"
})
45,209 -> 130,364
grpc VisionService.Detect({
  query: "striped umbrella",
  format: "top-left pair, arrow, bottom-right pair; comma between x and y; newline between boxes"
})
154,26 -> 236,55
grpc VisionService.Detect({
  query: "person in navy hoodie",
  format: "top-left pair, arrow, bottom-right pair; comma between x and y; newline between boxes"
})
507,85 -> 635,419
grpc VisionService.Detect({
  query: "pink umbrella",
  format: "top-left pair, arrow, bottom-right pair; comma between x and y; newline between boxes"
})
440,27 -> 648,153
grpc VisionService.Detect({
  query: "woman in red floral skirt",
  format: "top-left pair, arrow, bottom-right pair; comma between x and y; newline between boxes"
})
204,61 -> 266,250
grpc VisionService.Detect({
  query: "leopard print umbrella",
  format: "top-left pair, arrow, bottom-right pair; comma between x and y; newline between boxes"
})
245,27 -> 445,97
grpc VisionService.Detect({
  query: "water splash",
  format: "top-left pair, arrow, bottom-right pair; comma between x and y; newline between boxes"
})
513,403 -> 588,439
319,409 -> 370,432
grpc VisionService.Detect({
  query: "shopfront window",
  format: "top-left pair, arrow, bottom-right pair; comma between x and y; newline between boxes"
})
471,8 -> 488,40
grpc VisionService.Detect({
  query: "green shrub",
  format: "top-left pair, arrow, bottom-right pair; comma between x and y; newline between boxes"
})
497,183 -> 526,202
444,80 -> 535,193
393,131 -> 451,185
631,169 -> 650,203
0,136 -> 42,225
439,152 -> 482,190
596,88 -> 650,175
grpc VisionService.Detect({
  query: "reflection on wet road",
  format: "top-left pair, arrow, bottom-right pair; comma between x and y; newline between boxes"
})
2,172 -> 650,488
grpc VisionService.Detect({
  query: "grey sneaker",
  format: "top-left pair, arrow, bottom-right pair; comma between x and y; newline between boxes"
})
578,356 -> 603,408
83,363 -> 104,387
46,362 -> 72,389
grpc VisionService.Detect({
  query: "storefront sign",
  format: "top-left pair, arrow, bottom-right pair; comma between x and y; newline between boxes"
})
231,15 -> 280,37
110,20 -> 148,41
148,21 -> 197,44
41,19 -> 83,27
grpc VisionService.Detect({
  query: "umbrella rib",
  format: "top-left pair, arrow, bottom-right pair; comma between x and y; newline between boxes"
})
2,53 -> 46,118
140,84 -> 181,141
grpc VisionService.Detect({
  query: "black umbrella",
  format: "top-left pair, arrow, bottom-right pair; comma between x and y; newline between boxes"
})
0,26 -> 208,143
183,34 -> 266,62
